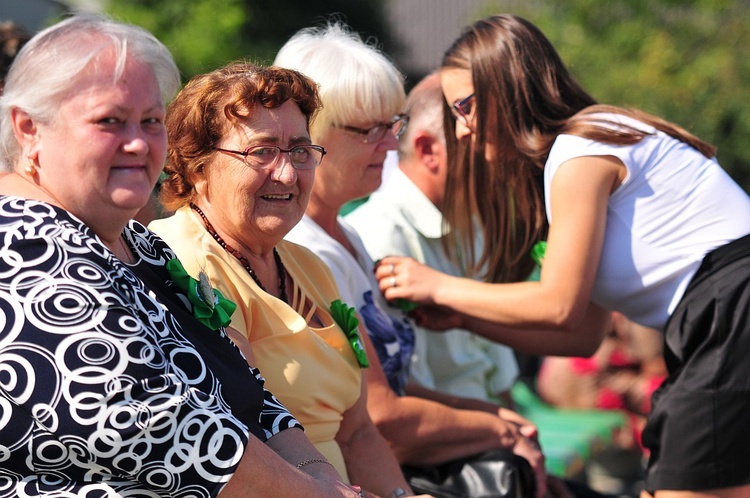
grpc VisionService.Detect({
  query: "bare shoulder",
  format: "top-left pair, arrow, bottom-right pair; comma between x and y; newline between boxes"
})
553,154 -> 626,195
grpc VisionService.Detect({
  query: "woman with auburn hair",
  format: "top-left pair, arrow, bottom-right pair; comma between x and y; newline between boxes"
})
150,61 -> 423,498
375,14 -> 750,498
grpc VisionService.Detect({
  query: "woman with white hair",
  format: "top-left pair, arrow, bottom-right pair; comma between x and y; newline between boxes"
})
278,21 -> 414,394
0,14 -> 368,497
277,22 -> 573,498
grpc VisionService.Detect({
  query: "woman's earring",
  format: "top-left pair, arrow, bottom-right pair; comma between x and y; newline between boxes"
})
24,157 -> 36,177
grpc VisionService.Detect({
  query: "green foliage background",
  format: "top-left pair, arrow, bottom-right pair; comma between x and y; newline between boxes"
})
106,0 -> 395,78
479,0 -> 750,190
107,0 -> 248,76
105,0 -> 750,191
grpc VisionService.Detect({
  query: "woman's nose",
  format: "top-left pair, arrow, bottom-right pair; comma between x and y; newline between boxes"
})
454,120 -> 473,140
270,154 -> 298,183
122,125 -> 149,155
122,122 -> 154,155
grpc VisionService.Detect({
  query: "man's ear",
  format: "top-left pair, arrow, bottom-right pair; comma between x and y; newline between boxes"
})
413,132 -> 441,173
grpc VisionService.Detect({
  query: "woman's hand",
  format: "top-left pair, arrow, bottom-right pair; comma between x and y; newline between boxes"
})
374,256 -> 451,306
498,408 -> 538,442
497,409 -> 547,498
220,427 -> 369,497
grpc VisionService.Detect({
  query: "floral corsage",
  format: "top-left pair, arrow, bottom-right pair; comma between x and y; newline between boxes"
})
330,299 -> 369,368
166,258 -> 237,331
531,241 -> 547,266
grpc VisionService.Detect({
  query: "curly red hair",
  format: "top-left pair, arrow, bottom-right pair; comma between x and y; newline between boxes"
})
161,62 -> 321,211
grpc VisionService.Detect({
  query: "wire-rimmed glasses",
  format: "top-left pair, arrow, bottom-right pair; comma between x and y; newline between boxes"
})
214,144 -> 326,170
335,113 -> 410,143
450,93 -> 475,127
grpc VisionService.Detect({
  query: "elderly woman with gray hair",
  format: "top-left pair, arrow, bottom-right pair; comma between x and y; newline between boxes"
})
0,14 -> 365,498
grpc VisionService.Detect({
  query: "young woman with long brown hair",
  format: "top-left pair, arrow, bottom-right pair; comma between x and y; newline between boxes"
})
375,14 -> 750,498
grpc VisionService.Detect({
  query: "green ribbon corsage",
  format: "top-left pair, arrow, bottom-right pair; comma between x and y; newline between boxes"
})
392,298 -> 420,313
373,259 -> 419,313
330,299 -> 369,368
528,241 -> 547,282
530,241 -> 547,267
166,258 -> 237,331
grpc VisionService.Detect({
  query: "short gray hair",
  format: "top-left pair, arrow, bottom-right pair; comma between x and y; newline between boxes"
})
399,72 -> 446,159
274,21 -> 405,140
0,13 -> 180,171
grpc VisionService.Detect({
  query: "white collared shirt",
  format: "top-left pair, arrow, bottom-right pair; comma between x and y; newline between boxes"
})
347,167 -> 519,400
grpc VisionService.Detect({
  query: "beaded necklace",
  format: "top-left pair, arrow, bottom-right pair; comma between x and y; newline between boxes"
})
190,203 -> 288,303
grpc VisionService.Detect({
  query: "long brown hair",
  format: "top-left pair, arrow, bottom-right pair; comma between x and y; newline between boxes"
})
440,15 -> 715,283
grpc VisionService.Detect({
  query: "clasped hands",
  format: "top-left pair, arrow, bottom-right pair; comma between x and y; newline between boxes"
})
501,409 -> 574,498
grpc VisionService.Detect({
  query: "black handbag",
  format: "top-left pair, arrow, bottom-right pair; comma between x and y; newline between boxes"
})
401,449 -> 537,498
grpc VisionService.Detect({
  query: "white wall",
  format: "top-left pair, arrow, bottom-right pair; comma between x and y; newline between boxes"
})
384,0 -> 486,80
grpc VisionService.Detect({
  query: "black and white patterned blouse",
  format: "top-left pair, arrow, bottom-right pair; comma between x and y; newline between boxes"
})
0,196 -> 300,497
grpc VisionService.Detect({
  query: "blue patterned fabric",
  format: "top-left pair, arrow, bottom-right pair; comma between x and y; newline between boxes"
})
358,289 -> 414,393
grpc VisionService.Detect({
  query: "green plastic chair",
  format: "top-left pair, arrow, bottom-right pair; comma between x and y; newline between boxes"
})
512,381 -> 628,477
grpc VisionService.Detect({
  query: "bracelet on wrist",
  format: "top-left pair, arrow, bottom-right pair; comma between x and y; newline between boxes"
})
390,487 -> 409,498
296,458 -> 334,469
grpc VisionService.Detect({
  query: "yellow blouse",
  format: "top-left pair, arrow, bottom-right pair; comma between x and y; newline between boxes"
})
150,207 -> 362,481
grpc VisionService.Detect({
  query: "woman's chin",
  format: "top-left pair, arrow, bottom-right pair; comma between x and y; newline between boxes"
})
360,171 -> 382,196
112,190 -> 155,214
254,215 -> 302,238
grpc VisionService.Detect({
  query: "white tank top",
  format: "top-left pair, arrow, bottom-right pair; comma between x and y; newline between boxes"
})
544,114 -> 750,330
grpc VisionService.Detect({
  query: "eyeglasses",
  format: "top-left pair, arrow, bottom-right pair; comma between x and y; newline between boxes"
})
335,114 -> 410,144
450,93 -> 475,127
214,144 -> 326,170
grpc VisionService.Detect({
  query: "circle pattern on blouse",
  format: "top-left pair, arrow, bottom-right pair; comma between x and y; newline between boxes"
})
0,197 -> 298,497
